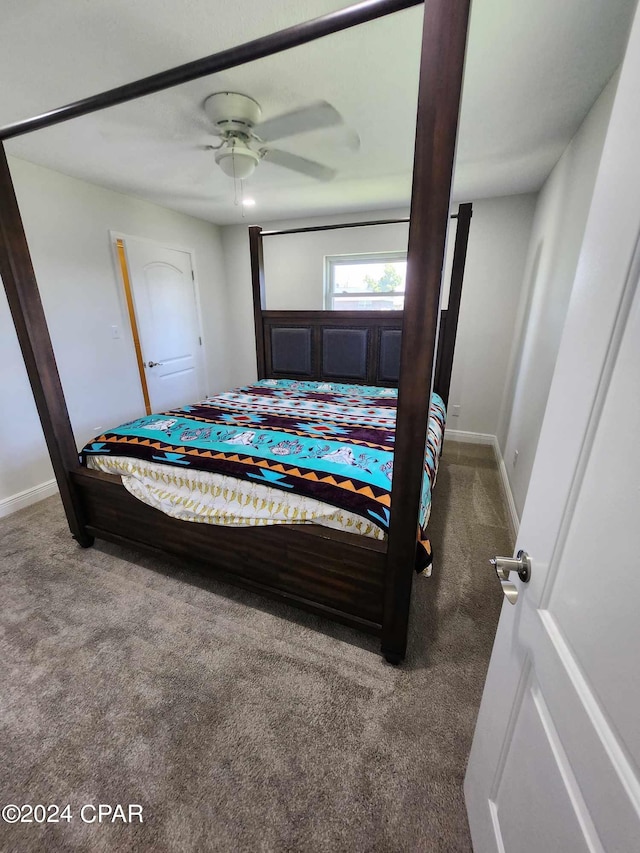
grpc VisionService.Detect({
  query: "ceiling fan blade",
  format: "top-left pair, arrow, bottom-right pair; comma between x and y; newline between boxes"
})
253,101 -> 343,143
262,149 -> 336,182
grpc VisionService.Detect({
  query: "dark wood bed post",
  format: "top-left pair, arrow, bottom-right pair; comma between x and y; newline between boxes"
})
249,225 -> 267,379
382,0 -> 471,663
435,202 -> 472,407
0,145 -> 92,546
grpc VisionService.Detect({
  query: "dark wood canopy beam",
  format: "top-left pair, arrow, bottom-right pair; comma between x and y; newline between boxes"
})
382,0 -> 471,663
260,210 -> 460,237
261,218 -> 409,236
0,0 -> 422,141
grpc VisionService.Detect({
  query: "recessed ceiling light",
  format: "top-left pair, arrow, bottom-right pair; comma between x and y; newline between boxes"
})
242,198 -> 256,207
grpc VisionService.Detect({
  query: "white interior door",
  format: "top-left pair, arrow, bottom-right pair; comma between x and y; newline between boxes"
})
464,9 -> 640,853
123,237 -> 205,412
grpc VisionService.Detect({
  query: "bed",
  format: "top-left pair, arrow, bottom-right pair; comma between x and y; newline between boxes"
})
80,380 -> 447,575
0,0 -> 472,663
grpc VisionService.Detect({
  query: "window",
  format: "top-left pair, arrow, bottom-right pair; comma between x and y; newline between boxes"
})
324,252 -> 407,310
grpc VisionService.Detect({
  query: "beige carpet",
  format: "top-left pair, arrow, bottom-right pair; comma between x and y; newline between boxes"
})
0,441 -> 512,853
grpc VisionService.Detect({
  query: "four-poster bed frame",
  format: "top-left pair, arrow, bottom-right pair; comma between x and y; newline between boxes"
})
0,0 -> 471,663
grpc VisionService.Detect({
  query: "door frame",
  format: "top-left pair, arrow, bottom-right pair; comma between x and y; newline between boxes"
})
109,231 -> 209,414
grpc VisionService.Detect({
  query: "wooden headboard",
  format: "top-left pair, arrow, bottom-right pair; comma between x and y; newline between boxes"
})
249,203 -> 472,404
262,311 -> 402,387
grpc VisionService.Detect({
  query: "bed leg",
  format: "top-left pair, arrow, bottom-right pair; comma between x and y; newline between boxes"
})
73,531 -> 94,548
382,647 -> 404,666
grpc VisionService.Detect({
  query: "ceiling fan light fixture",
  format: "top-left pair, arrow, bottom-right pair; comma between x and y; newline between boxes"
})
215,141 -> 260,180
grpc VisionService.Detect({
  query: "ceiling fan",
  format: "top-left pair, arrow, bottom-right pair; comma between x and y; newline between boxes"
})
203,92 -> 352,182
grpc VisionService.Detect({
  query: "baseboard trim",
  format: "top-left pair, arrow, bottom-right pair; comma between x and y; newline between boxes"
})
491,437 -> 520,541
444,429 -> 495,445
0,478 -> 59,519
444,429 -> 520,539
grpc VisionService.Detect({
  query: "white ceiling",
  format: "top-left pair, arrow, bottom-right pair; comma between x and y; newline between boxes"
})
1,0 -> 636,225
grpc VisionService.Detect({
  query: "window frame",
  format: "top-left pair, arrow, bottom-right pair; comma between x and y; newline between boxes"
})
323,251 -> 408,310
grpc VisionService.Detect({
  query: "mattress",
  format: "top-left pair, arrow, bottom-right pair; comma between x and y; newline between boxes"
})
81,379 -> 446,573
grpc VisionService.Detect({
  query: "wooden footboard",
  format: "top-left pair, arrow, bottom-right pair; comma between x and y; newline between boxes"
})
71,467 -> 386,633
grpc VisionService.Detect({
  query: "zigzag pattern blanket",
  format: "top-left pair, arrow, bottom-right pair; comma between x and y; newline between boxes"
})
80,380 -> 446,571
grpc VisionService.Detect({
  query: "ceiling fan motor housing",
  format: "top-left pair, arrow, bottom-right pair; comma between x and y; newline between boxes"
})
204,92 -> 262,138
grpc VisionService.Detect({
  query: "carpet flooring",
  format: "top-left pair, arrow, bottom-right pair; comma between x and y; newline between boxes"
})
0,441 -> 512,853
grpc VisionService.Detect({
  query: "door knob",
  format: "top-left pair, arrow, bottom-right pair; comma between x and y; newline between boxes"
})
490,550 -> 531,605
147,361 -> 164,368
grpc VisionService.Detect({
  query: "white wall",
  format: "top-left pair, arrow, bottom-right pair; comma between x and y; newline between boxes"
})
0,157 -> 229,506
447,194 -> 537,435
221,196 -> 536,438
498,75 -> 619,518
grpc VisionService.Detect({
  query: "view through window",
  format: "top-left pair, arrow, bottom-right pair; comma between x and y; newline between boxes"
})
325,252 -> 407,309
